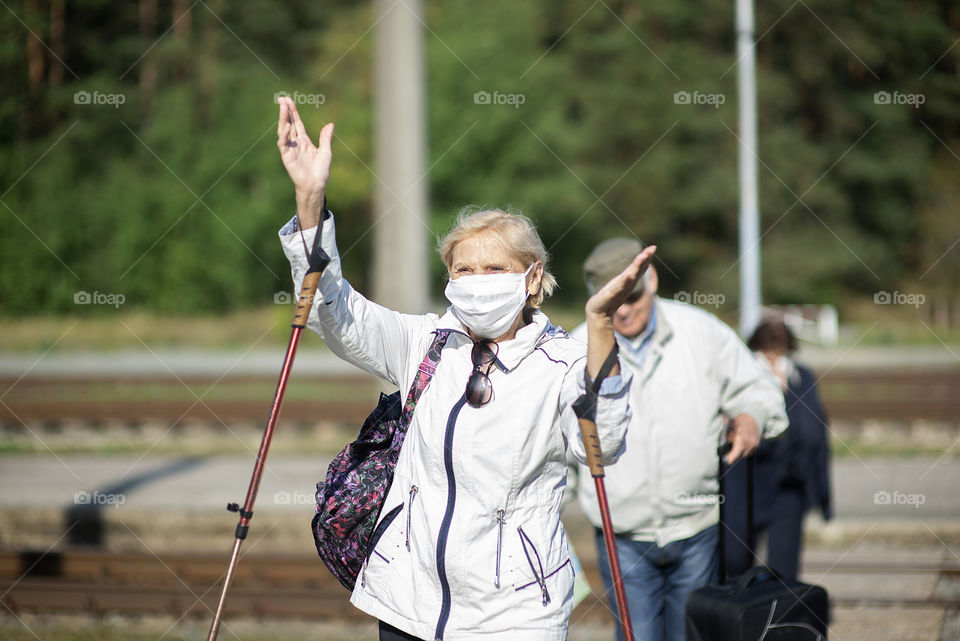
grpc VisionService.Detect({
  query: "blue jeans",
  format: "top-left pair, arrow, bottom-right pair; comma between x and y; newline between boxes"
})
595,525 -> 718,641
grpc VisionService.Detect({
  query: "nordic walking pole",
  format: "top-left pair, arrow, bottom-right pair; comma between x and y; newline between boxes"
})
573,347 -> 634,641
206,213 -> 331,641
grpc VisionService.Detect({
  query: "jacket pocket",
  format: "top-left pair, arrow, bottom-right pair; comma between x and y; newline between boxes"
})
361,502 -> 403,587
514,526 -> 573,607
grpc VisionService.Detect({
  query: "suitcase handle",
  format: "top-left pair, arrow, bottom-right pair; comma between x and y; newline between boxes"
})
732,565 -> 783,592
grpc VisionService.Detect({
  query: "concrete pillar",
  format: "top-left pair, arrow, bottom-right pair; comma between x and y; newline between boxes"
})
371,0 -> 430,313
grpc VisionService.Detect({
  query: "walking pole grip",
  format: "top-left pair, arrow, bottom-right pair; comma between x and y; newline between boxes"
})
292,210 -> 331,328
578,419 -> 606,478
292,272 -> 322,327
572,344 -> 619,476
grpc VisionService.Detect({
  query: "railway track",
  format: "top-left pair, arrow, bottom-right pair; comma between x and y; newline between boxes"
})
0,375 -> 379,425
1,549 -> 958,621
2,370 -> 960,425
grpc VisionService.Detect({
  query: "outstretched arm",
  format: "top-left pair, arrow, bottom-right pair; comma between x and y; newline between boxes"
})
276,96 -> 334,230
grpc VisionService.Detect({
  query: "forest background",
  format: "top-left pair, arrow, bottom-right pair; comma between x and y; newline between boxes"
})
1,0 -> 958,345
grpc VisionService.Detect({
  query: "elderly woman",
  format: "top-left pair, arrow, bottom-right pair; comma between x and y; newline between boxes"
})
275,97 -> 656,641
724,318 -> 832,583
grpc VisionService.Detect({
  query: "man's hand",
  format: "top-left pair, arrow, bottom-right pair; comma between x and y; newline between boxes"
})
276,96 -> 334,229
725,413 -> 760,464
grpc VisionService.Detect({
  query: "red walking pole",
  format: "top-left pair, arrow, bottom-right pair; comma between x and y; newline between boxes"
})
206,218 -> 330,641
573,348 -> 634,641
577,418 -> 635,641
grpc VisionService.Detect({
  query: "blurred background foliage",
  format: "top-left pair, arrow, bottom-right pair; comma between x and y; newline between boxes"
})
0,0 -> 958,319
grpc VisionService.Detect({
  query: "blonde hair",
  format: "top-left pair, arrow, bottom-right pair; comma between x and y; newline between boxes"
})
438,205 -> 557,307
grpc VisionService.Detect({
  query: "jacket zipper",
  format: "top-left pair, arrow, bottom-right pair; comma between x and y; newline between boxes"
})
517,526 -> 550,606
360,503 -> 403,588
433,395 -> 467,641
406,485 -> 418,550
494,509 -> 506,588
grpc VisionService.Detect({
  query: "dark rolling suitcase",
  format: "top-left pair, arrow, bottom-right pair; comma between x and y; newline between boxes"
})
685,445 -> 829,641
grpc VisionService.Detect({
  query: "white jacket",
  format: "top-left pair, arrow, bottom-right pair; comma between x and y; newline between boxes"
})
281,214 -> 632,641
572,298 -> 787,546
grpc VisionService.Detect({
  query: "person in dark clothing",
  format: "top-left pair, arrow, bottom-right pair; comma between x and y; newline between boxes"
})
723,317 -> 832,582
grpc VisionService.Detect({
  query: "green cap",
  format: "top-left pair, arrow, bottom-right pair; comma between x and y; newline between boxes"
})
583,237 -> 645,296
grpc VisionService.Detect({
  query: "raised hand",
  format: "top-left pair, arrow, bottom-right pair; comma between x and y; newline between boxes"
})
583,245 -> 657,379
585,245 -> 658,319
276,96 -> 334,229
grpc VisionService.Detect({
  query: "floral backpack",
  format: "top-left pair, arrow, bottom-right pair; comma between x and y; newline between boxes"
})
311,330 -> 451,590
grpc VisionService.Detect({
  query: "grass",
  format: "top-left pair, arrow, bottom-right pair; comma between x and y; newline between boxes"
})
0,307 -> 308,353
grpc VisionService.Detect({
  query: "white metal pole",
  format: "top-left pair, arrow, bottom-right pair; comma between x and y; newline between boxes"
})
736,0 -> 761,336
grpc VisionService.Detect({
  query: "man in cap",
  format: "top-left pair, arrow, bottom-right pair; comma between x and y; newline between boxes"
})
569,237 -> 787,641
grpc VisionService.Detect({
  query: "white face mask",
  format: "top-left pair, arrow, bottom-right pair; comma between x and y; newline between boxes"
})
755,351 -> 794,391
444,265 -> 534,339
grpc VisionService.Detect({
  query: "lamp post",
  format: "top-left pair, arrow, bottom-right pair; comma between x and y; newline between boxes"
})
736,0 -> 761,336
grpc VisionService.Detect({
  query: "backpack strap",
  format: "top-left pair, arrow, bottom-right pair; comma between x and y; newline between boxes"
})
399,330 -> 453,425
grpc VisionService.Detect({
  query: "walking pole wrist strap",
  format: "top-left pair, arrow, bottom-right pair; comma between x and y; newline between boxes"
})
572,344 -> 619,422
572,344 -> 619,478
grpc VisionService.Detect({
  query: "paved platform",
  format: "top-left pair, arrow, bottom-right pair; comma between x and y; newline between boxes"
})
1,453 -> 957,639
1,342 -> 958,379
1,454 -> 956,518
